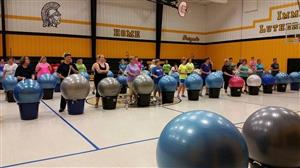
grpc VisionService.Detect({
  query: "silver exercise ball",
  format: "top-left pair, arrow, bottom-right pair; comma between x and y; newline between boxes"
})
61,74 -> 90,100
98,77 -> 121,97
132,74 -> 154,94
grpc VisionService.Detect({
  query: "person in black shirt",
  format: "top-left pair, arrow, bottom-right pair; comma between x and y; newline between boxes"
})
222,59 -> 234,93
15,56 -> 35,81
56,53 -> 79,112
270,58 -> 280,76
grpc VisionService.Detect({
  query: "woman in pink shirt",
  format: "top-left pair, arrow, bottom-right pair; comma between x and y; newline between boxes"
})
35,56 -> 52,78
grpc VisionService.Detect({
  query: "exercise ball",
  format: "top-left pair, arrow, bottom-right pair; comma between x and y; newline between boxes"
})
3,75 -> 18,91
132,74 -> 154,94
98,77 -> 121,97
13,79 -> 43,103
261,74 -> 275,85
107,70 -> 114,77
275,72 -> 289,84
185,74 -> 203,90
142,70 -> 151,77
206,72 -> 224,88
170,72 -> 179,83
157,110 -> 249,168
229,76 -> 244,88
116,75 -> 128,86
0,71 -> 3,81
243,106 -> 300,167
80,72 -> 90,80
61,74 -> 90,100
247,74 -> 262,87
37,74 -> 57,89
158,75 -> 177,92
215,71 -> 223,77
52,72 -> 61,84
289,72 -> 300,83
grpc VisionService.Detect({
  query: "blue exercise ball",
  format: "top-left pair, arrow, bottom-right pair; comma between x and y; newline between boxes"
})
142,70 -> 151,77
215,70 -> 223,77
107,71 -> 114,77
262,74 -> 275,85
117,75 -> 128,86
158,75 -> 177,92
157,110 -> 249,168
185,74 -> 203,90
275,72 -> 289,84
0,71 -> 3,82
13,79 -> 43,103
206,72 -> 224,88
52,72 -> 61,84
289,72 -> 300,83
37,74 -> 58,89
170,72 -> 179,83
3,75 -> 18,91
80,72 -> 90,80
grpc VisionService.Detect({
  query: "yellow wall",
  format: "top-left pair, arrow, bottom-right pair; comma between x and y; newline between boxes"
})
160,43 -> 206,59
6,34 -> 91,57
206,39 -> 300,72
97,39 -> 155,59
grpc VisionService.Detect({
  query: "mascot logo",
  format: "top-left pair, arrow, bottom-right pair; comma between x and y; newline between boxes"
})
41,2 -> 61,27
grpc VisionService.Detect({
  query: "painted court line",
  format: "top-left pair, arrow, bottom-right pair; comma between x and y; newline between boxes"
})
41,100 -> 100,150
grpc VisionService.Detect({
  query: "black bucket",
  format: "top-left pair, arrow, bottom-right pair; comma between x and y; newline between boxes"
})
263,85 -> 273,94
67,99 -> 85,115
120,85 -> 127,94
187,90 -> 200,101
18,102 -> 39,120
230,87 -> 242,97
6,90 -> 15,102
55,83 -> 61,92
249,86 -> 260,95
290,82 -> 300,91
137,94 -> 151,107
277,84 -> 287,92
42,88 -> 54,100
162,91 -> 175,104
209,88 -> 221,98
102,96 -> 118,110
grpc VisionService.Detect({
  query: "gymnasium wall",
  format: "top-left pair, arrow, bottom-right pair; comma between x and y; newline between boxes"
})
204,0 -> 300,72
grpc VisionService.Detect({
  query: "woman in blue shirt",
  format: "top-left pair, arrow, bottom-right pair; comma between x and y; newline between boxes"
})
256,59 -> 264,77
119,59 -> 127,75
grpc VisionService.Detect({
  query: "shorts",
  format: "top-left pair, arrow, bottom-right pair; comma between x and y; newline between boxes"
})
154,84 -> 160,92
242,77 -> 248,86
180,79 -> 186,84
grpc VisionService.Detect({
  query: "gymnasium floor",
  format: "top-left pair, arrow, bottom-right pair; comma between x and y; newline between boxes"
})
1,88 -> 299,167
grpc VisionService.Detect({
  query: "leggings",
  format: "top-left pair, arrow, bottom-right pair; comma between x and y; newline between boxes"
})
223,76 -> 230,90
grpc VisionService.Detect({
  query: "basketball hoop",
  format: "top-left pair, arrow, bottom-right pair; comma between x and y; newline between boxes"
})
178,1 -> 188,17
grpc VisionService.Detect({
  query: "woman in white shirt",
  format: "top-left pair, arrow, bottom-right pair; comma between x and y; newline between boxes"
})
3,57 -> 18,78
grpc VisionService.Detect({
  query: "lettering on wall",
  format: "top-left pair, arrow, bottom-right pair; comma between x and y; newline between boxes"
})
259,9 -> 299,33
113,29 -> 141,38
41,2 -> 62,28
182,35 -> 200,42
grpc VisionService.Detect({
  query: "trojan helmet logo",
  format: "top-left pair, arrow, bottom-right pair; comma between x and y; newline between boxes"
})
41,2 -> 61,27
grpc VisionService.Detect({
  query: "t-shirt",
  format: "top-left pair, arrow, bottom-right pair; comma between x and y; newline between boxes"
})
119,64 -> 127,72
36,62 -> 51,78
222,64 -> 233,78
200,63 -> 211,78
0,64 -> 4,71
76,63 -> 87,73
239,65 -> 249,78
271,63 -> 279,76
57,62 -> 78,80
162,64 -> 171,74
186,63 -> 194,74
178,64 -> 188,80
151,66 -> 164,84
249,60 -> 257,71
125,63 -> 140,82
256,64 -> 264,77
15,65 -> 35,80
3,63 -> 18,76
149,64 -> 156,71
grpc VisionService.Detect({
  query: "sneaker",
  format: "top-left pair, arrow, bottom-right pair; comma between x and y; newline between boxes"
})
59,109 -> 64,112
181,95 -> 186,97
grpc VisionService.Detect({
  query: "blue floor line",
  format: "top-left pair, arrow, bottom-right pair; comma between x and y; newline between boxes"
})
0,150 -> 97,168
41,100 -> 100,150
100,137 -> 159,150
161,106 -> 184,113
